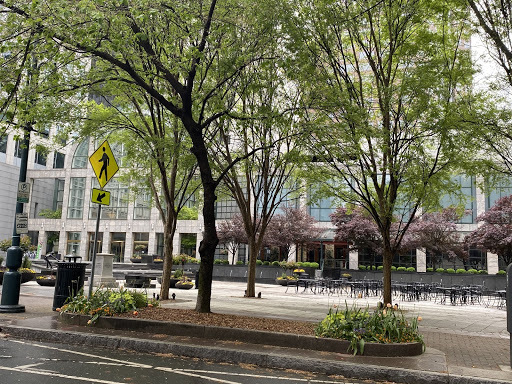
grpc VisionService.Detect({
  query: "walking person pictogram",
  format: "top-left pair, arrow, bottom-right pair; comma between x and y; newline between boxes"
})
98,147 -> 110,181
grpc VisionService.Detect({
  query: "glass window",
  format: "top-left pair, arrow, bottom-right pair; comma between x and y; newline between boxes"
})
156,233 -> 164,257
486,177 -> 512,209
440,175 -> 475,224
53,152 -> 65,168
134,190 -> 151,219
67,177 -> 85,219
110,232 -> 126,262
35,150 -> 47,166
133,233 -> 149,256
0,135 -> 7,153
87,232 -> 103,261
53,178 -> 65,211
14,140 -> 22,158
66,232 -> 81,255
215,198 -> 240,220
180,233 -> 197,256
72,139 -> 89,169
308,196 -> 335,222
307,183 -> 337,222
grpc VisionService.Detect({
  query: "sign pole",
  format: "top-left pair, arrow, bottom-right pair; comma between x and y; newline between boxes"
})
0,129 -> 30,312
88,204 -> 102,298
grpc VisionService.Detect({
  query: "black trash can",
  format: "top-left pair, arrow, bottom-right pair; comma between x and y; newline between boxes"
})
52,261 -> 86,311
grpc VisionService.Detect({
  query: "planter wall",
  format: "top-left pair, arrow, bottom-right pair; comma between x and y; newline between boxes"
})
60,313 -> 422,357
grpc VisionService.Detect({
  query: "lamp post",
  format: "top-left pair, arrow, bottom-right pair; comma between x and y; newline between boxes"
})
0,128 -> 30,313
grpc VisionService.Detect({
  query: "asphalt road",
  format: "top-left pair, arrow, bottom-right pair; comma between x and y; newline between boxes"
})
0,338 -> 385,384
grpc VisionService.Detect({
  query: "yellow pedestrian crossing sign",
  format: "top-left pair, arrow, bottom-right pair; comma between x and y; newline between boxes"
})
89,140 -> 119,188
91,188 -> 111,206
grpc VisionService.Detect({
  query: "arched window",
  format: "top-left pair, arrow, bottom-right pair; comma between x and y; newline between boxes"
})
72,139 -> 89,169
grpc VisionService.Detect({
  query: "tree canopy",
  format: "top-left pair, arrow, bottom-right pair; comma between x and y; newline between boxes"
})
288,0 -> 478,304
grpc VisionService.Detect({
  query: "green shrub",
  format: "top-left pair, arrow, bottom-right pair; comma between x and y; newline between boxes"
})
271,261 -> 280,266
310,262 -> 320,268
256,260 -> 263,266
435,268 -> 445,273
426,268 -> 434,272
406,267 -> 416,272
263,261 -> 270,266
315,305 -> 424,355
391,266 -> 397,271
222,259 -> 229,265
396,267 -> 407,272
22,255 -> 32,269
213,259 -> 222,264
456,268 -> 467,274
236,261 -> 244,265
172,269 -> 183,278
467,269 -> 478,274
173,254 -> 199,264
377,266 -> 383,271
497,270 -> 507,275
479,270 -> 488,274
446,268 -> 455,274
60,287 -> 159,325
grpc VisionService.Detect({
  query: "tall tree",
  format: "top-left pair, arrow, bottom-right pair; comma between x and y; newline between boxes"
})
210,66 -> 306,297
465,195 -> 512,265
289,0 -> 477,304
80,82 -> 199,300
1,0 -> 286,311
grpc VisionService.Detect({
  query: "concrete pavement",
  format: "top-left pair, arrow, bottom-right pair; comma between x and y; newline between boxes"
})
0,280 -> 511,383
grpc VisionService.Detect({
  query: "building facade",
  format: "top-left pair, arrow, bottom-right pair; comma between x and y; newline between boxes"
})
0,132 -> 505,275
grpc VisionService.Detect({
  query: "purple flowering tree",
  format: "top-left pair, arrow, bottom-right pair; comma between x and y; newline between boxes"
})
465,195 -> 512,265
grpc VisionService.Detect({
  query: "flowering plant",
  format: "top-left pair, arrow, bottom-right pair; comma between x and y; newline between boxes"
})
36,275 -> 56,280
315,304 -> 424,355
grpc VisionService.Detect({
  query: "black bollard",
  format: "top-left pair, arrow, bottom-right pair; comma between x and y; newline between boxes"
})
507,263 -> 512,368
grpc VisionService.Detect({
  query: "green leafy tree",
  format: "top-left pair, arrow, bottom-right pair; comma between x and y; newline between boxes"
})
288,0 -> 478,304
211,61 -> 307,297
79,80 -> 200,301
1,0 -> 287,311
0,235 -> 35,253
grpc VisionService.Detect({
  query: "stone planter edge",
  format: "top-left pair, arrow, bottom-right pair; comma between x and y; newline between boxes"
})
59,313 -> 422,357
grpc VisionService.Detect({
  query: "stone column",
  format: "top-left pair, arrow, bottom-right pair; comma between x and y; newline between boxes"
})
91,253 -> 118,288
416,248 -> 427,273
487,252 -> 499,275
349,249 -> 359,270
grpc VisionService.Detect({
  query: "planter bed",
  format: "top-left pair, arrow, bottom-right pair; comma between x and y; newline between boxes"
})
60,313 -> 423,357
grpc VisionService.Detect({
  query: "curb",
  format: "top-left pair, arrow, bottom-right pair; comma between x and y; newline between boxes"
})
1,324 -> 510,384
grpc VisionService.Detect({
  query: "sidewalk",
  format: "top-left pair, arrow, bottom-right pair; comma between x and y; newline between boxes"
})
0,280 -> 511,384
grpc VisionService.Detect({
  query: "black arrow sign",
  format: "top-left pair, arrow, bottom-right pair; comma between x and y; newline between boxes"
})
97,192 -> 106,202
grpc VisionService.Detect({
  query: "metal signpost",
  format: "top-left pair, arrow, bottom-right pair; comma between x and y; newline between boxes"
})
88,140 -> 118,297
0,132 -> 30,313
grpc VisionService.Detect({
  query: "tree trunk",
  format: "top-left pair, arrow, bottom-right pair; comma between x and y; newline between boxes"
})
159,218 -> 177,300
186,121 -> 219,313
246,239 -> 258,297
382,246 -> 393,305
195,179 -> 218,312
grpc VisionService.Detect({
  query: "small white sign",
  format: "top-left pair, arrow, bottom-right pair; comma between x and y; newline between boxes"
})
15,213 -> 28,234
17,182 -> 31,203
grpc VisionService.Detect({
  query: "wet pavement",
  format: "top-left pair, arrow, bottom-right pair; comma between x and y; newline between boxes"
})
0,280 -> 511,383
